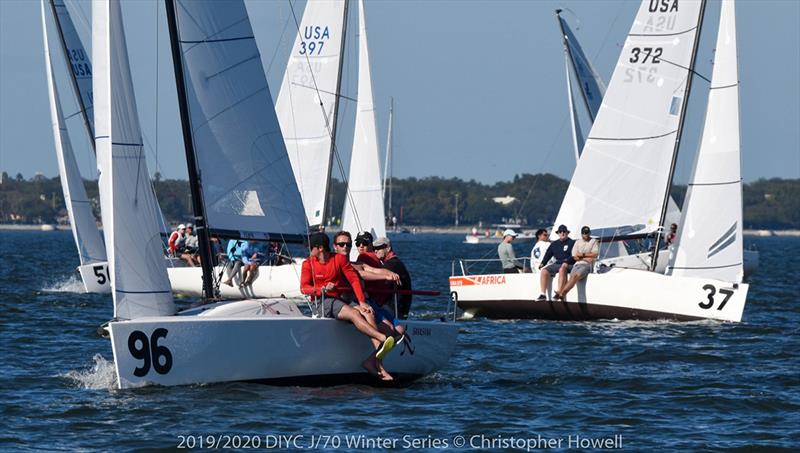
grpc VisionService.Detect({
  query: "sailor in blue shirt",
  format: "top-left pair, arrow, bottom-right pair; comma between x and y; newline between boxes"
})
537,224 -> 575,301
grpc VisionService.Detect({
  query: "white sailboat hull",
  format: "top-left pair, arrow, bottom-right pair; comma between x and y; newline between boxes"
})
108,299 -> 458,389
167,262 -> 304,299
464,234 -> 536,245
77,262 -> 111,293
450,268 -> 748,322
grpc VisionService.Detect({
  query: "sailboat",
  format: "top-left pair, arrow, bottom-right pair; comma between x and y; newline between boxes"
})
556,8 -> 757,276
40,0 -> 109,293
450,0 -> 749,322
99,0 -> 457,388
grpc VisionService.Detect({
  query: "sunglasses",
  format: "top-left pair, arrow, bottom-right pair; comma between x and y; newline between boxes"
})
374,245 -> 387,250
335,242 -> 352,248
355,241 -> 371,247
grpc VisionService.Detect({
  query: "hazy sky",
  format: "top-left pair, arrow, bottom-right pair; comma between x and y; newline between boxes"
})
1,0 -> 798,184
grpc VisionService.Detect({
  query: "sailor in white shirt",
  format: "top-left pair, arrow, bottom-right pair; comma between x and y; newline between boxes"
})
529,229 -> 551,273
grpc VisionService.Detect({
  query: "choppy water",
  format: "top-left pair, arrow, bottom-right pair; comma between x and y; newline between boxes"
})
1,230 -> 798,451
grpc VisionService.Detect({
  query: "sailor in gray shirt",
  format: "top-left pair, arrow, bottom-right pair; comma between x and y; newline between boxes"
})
555,225 -> 599,300
498,229 -> 525,273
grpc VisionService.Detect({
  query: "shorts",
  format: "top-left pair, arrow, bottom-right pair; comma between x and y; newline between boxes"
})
369,301 -> 396,325
543,262 -> 572,276
321,298 -> 356,319
571,262 -> 592,278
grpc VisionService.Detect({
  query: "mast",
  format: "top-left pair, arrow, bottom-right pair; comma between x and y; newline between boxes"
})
164,0 -> 215,300
555,10 -> 596,123
48,0 -> 95,152
321,0 -> 350,231
383,96 -> 393,216
650,0 -> 707,272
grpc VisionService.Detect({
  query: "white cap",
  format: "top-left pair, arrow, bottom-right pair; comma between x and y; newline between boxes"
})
178,224 -> 186,230
503,229 -> 518,237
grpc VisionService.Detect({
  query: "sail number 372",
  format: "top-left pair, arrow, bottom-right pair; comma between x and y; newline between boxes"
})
699,284 -> 734,311
128,329 -> 173,377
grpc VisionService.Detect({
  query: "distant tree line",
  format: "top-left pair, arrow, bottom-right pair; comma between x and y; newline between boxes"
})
2,171 -> 798,229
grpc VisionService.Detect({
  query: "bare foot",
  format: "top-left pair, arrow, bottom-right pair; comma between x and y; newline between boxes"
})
377,361 -> 394,381
222,280 -> 233,287
361,358 -> 381,378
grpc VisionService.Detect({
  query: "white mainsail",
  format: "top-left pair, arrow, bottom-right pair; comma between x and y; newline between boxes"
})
172,0 -> 307,241
275,0 -> 346,228
41,0 -> 106,268
93,0 -> 174,319
553,0 -> 704,238
341,0 -> 386,251
669,0 -> 743,282
50,0 -> 96,139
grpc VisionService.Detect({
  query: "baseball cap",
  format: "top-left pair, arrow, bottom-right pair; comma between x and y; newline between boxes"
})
186,223 -> 194,229
581,226 -> 591,235
373,237 -> 391,248
177,224 -> 185,230
355,231 -> 374,245
503,229 -> 518,237
556,224 -> 569,233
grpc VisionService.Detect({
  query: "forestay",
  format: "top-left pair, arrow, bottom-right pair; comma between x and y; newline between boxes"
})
172,0 -> 307,241
341,0 -> 386,253
93,0 -> 175,319
42,0 -> 106,267
552,0 -> 703,238
669,0 -> 743,282
275,0 -> 346,228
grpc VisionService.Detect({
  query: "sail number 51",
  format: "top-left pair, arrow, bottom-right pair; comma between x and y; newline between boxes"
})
699,284 -> 734,311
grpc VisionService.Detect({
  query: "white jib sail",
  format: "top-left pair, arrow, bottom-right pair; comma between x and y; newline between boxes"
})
93,0 -> 174,319
275,0 -> 346,228
669,0 -> 743,282
41,0 -> 107,267
341,0 -> 386,255
552,0 -> 703,238
173,0 -> 307,241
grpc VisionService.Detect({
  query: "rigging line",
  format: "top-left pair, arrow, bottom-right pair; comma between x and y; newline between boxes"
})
287,0 -> 363,233
265,0 -> 295,76
155,0 -> 160,176
657,57 -> 712,83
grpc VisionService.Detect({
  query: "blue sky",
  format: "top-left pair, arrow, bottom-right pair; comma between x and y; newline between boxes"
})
1,0 -> 798,184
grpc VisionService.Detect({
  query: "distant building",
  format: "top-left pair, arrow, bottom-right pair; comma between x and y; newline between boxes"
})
492,196 -> 517,206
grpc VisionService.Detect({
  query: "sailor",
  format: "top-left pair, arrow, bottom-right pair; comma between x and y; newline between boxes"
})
529,228 -> 551,272
555,226 -> 599,300
374,236 -> 413,320
240,241 -> 267,286
301,233 -> 395,380
168,224 -> 186,256
498,229 -> 526,273
222,239 -> 247,287
536,224 -> 575,301
180,224 -> 200,267
666,223 -> 678,245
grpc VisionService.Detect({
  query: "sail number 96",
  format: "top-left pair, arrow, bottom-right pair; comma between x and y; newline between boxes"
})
630,47 -> 663,64
128,329 -> 173,377
699,284 -> 734,311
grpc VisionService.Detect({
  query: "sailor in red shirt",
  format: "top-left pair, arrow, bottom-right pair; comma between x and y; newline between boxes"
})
168,224 -> 186,256
300,233 -> 395,379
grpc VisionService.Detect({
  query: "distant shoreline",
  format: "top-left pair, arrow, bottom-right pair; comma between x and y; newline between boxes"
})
3,223 -> 799,238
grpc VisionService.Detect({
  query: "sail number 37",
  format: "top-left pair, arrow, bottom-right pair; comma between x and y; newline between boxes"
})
128,329 -> 173,377
699,284 -> 734,311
